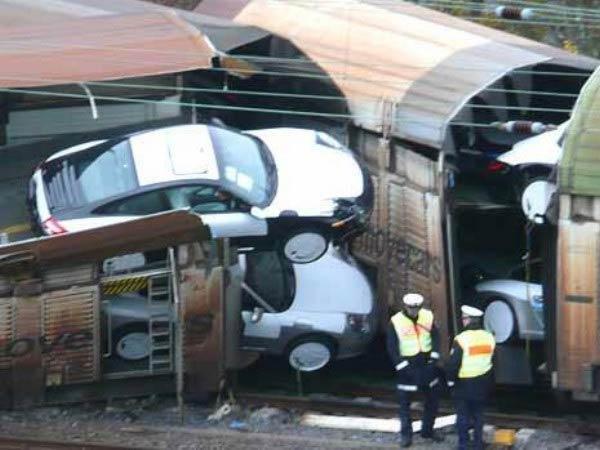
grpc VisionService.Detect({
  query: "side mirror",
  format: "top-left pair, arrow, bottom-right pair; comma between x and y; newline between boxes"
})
251,307 -> 264,323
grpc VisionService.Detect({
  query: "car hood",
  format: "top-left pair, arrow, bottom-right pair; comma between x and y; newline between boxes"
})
291,247 -> 373,314
498,121 -> 568,167
474,279 -> 542,299
247,128 -> 364,217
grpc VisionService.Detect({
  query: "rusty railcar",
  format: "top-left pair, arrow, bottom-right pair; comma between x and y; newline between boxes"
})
550,66 -> 600,401
196,0 -> 599,392
0,211 -> 253,409
196,0 -> 594,351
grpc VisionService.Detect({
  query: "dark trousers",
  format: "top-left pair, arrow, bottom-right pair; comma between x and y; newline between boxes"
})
397,387 -> 440,438
456,398 -> 485,450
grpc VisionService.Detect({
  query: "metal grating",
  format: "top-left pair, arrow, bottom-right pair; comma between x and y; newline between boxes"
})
42,264 -> 97,291
352,175 -> 382,264
0,298 -> 13,370
42,287 -> 99,385
0,277 -> 11,297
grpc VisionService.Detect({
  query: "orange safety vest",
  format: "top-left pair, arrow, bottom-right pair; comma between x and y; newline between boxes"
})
391,309 -> 433,357
455,329 -> 496,378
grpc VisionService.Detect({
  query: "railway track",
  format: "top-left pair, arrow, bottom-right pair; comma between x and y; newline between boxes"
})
237,392 -> 600,437
0,436 -> 142,450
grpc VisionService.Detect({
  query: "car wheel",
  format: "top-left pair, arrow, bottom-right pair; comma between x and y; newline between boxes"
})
519,167 -> 552,201
113,323 -> 150,361
286,335 -> 336,372
281,228 -> 329,264
483,298 -> 518,344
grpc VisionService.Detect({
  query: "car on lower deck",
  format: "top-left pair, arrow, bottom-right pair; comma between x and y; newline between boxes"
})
471,259 -> 544,344
28,124 -> 373,263
103,245 -> 376,371
239,245 -> 376,371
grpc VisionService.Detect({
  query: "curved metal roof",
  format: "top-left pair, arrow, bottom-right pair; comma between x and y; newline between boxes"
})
197,0 -> 598,149
0,0 -> 269,88
560,66 -> 600,196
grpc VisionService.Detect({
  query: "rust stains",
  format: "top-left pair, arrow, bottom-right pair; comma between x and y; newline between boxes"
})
0,11 -> 213,88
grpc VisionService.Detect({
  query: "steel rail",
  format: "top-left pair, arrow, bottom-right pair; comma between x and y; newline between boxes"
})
0,435 -> 145,449
236,392 -> 600,436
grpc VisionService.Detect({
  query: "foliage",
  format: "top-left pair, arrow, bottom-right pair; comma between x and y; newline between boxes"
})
422,0 -> 600,58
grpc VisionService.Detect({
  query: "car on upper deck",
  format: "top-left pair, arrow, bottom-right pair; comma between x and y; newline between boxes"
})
28,124 -> 373,263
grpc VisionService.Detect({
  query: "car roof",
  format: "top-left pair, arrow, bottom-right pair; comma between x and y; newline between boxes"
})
129,125 -> 220,186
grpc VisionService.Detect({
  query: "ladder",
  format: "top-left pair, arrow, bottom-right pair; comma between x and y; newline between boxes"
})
147,272 -> 173,373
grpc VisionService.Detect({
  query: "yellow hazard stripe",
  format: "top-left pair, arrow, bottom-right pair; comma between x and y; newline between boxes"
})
0,223 -> 31,235
102,277 -> 148,295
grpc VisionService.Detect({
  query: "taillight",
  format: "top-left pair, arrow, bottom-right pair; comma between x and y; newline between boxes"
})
486,160 -> 509,173
42,217 -> 67,235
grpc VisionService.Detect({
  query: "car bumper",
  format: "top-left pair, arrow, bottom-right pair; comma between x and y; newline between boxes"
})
336,330 -> 375,359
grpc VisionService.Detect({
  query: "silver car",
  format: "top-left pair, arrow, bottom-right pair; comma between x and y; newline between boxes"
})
473,260 -> 544,343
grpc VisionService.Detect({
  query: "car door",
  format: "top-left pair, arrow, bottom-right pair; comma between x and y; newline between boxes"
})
97,185 -> 268,239
240,251 -> 295,348
91,189 -> 172,228
165,185 -> 268,239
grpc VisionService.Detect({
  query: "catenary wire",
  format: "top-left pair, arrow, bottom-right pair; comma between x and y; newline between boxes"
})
0,85 -> 576,130
0,75 -> 586,111
281,0 -> 600,20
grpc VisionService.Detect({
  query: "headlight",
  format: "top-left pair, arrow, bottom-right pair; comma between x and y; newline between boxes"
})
530,295 -> 544,311
346,313 -> 371,333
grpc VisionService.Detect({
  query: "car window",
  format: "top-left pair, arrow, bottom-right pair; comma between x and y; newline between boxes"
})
208,126 -> 275,207
243,251 -> 295,313
164,185 -> 230,214
44,140 -> 137,209
98,190 -> 169,215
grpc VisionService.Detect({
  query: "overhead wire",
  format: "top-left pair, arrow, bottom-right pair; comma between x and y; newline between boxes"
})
0,0 -> 591,133
279,0 -> 600,27
0,41 -> 592,83
281,0 -> 600,19
0,75 -> 586,111
0,85 -> 576,130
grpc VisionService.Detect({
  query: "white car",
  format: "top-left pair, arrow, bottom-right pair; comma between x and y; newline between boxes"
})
239,246 -> 376,371
473,261 -> 544,344
498,121 -> 568,170
28,124 -> 373,263
104,246 -> 376,372
497,121 -> 568,222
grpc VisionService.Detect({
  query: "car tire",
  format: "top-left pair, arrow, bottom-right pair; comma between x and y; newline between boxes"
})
112,323 -> 150,361
519,167 -> 552,202
286,335 -> 336,372
482,297 -> 518,344
280,227 -> 329,264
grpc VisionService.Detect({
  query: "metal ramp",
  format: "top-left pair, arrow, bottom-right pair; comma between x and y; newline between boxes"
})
147,272 -> 173,373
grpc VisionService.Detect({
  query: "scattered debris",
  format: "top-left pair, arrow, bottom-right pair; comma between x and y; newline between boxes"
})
228,420 -> 249,432
300,413 -> 456,433
248,407 -> 289,426
207,402 -> 235,422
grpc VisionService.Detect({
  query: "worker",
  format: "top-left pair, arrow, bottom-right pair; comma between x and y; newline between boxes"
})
445,305 -> 496,450
386,293 -> 444,448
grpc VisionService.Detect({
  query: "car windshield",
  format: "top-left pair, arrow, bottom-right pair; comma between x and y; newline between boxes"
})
43,140 -> 138,209
507,258 -> 543,284
243,251 -> 295,312
208,126 -> 276,207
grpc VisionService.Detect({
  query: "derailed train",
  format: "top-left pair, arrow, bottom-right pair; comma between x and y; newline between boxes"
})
0,211 -> 250,409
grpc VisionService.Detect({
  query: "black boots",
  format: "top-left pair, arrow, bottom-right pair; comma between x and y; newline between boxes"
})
421,431 -> 445,442
400,435 -> 412,447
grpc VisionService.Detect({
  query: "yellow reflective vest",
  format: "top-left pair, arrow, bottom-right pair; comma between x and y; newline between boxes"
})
455,329 -> 496,379
391,309 -> 434,357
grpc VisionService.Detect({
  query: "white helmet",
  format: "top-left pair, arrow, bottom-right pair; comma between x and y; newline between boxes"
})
461,305 -> 484,318
403,293 -> 424,307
